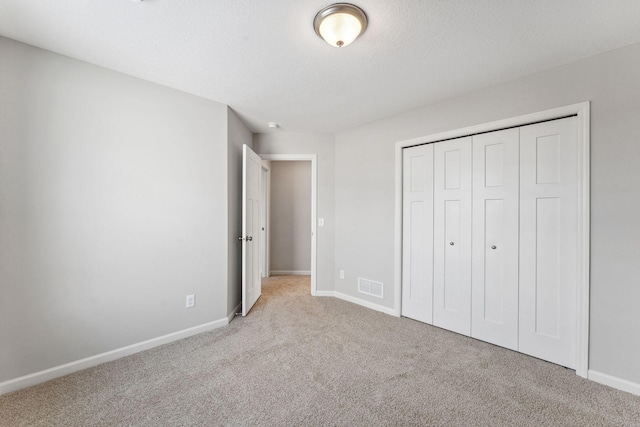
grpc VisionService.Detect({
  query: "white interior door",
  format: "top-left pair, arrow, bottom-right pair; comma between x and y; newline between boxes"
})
519,117 -> 578,368
401,144 -> 434,324
433,137 -> 472,336
471,128 -> 520,350
242,144 -> 262,316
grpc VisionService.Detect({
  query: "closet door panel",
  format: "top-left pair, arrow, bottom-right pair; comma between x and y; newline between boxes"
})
471,128 -> 520,350
483,199 -> 505,321
402,144 -> 434,324
433,137 -> 472,336
519,117 -> 578,369
443,200 -> 461,311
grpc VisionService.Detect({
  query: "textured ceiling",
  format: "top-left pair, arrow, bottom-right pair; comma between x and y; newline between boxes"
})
2,0 -> 640,133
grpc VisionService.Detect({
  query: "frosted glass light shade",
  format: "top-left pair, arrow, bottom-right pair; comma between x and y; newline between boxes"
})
314,3 -> 368,48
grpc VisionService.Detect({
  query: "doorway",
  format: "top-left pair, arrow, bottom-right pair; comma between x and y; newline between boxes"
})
260,154 -> 318,296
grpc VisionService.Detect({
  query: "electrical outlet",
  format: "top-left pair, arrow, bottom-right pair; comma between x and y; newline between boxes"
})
339,270 -> 345,279
186,294 -> 195,308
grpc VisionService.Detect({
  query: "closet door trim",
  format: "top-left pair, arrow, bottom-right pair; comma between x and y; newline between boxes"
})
394,102 -> 590,378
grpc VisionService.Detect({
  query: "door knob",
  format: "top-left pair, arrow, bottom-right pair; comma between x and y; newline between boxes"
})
247,236 -> 253,241
238,236 -> 244,241
449,242 -> 455,246
491,245 -> 497,250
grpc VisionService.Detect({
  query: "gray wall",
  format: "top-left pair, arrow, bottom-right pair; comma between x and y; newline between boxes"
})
269,161 -> 311,272
227,109 -> 253,314
334,43 -> 640,384
0,37 -> 230,383
253,133 -> 335,292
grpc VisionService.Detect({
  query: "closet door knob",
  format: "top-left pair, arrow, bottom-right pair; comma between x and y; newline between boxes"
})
491,245 -> 497,250
449,242 -> 455,246
247,236 -> 253,241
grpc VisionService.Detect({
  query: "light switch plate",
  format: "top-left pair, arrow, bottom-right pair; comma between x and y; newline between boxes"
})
186,294 -> 195,308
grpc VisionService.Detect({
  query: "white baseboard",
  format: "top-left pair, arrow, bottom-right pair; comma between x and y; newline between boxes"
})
588,370 -> 640,396
0,318 -> 229,396
316,290 -> 395,316
335,292 -> 396,316
270,270 -> 311,276
315,290 -> 335,297
228,302 -> 242,323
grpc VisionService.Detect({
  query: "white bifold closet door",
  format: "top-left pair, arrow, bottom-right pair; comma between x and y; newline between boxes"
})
471,128 -> 520,350
401,144 -> 434,323
401,116 -> 579,369
519,117 -> 578,369
433,137 -> 472,336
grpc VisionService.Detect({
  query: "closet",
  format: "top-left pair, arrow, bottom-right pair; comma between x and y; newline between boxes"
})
401,116 -> 578,369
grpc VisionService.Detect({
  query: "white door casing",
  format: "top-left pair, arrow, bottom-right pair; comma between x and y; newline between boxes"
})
471,128 -> 520,350
242,144 -> 262,316
258,154 -> 318,296
260,163 -> 269,278
433,136 -> 473,336
401,144 -> 434,324
519,117 -> 578,369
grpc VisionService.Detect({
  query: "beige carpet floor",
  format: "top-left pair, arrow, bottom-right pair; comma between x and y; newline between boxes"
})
1,275 -> 639,426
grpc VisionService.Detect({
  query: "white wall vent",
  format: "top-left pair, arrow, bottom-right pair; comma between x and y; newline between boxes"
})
358,277 -> 383,299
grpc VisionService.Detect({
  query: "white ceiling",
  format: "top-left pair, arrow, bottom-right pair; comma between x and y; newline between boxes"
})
2,0 -> 640,134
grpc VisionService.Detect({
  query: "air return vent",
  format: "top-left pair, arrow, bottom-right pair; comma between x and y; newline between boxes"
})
358,278 -> 383,298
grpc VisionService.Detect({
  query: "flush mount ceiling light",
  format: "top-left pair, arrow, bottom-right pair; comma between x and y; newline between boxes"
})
313,3 -> 368,48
